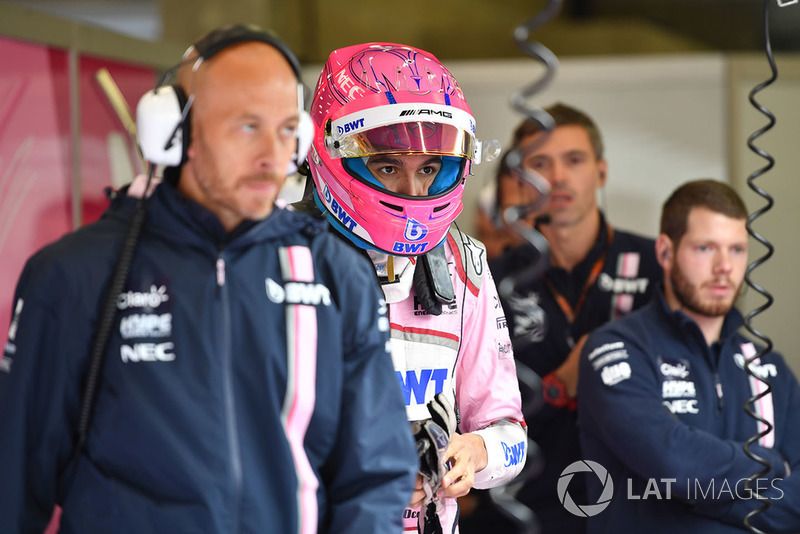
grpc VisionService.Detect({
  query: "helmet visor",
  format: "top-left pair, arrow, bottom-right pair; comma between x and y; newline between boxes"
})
332,122 -> 475,160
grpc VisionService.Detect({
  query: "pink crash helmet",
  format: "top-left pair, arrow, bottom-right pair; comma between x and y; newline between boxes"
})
307,42 -> 487,256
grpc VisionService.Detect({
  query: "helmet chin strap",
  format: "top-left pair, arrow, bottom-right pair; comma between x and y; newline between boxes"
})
366,251 -> 417,303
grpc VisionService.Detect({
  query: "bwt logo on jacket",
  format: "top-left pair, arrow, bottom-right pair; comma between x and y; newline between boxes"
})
396,368 -> 448,405
265,278 -> 331,306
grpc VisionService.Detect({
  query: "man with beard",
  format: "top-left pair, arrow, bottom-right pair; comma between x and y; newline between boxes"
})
0,25 -> 416,533
578,179 -> 800,533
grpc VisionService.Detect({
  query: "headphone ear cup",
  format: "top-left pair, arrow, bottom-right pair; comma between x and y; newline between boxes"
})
286,111 -> 315,175
136,84 -> 190,167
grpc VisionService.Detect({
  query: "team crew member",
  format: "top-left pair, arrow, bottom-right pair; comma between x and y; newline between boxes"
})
579,179 -> 800,533
304,42 -> 528,533
0,25 -> 416,534
492,103 -> 662,532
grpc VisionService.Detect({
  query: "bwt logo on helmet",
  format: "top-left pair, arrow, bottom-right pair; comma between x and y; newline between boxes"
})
558,460 -> 614,517
336,117 -> 365,136
399,109 -> 453,118
323,185 -> 358,232
393,218 -> 429,254
403,218 -> 428,241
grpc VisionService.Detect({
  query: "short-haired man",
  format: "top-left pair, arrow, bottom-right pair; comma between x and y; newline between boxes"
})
579,179 -> 800,533
493,103 -> 661,532
0,25 -> 416,533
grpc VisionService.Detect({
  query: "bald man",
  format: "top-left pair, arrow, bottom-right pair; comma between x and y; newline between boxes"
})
0,25 -> 416,534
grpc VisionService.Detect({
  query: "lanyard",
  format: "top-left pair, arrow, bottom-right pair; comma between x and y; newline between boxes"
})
545,224 -> 614,324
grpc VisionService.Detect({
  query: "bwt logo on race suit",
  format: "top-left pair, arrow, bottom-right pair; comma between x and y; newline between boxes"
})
502,440 -> 526,467
335,117 -> 365,135
323,185 -> 358,232
393,218 -> 429,254
396,368 -> 448,405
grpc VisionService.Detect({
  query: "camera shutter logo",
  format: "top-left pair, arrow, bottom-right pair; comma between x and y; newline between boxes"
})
558,460 -> 614,517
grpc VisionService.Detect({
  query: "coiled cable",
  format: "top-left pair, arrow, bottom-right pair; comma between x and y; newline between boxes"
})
741,1 -> 781,532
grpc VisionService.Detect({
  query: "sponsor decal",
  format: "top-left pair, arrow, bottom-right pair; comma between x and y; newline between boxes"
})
413,296 -> 457,316
502,440 -> 526,467
377,298 -> 389,332
588,341 -> 625,360
497,341 -> 513,360
659,360 -> 690,379
392,241 -> 429,254
399,108 -> 453,118
265,278 -> 331,306
600,362 -> 632,386
591,351 -> 628,370
335,70 -> 365,99
117,285 -> 169,310
121,341 -> 175,363
323,185 -> 358,232
598,273 -> 650,295
662,380 -> 697,399
663,399 -> 699,414
403,218 -> 428,242
733,352 -> 777,379
496,315 -> 508,330
396,368 -> 448,405
119,313 -> 172,339
462,235 -> 485,276
403,509 -> 420,519
335,117 -> 365,136
508,291 -> 547,343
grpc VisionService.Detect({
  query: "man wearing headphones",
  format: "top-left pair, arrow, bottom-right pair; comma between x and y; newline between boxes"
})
492,103 -> 661,533
0,25 -> 416,533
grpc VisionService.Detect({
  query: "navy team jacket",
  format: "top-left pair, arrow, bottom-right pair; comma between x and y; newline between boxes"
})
579,292 -> 800,533
0,182 -> 417,533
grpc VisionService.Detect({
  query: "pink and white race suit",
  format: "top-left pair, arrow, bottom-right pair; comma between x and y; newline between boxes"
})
380,228 -> 528,533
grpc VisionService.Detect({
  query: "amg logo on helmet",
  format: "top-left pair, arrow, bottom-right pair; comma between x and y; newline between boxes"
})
399,109 -> 453,118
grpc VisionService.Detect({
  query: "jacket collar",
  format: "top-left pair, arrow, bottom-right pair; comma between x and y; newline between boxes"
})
654,285 -> 744,346
105,182 -> 326,252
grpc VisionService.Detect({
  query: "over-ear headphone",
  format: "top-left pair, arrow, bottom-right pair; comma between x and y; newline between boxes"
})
136,24 -> 314,174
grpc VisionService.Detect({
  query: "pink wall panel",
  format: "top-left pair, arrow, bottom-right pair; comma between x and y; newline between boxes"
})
0,36 -> 72,336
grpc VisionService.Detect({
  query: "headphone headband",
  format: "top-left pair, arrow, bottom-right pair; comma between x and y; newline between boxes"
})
136,24 -> 313,171
189,24 -> 302,80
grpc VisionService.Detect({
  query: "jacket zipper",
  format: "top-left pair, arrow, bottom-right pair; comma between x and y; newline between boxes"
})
713,372 -> 725,411
218,254 -> 242,531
